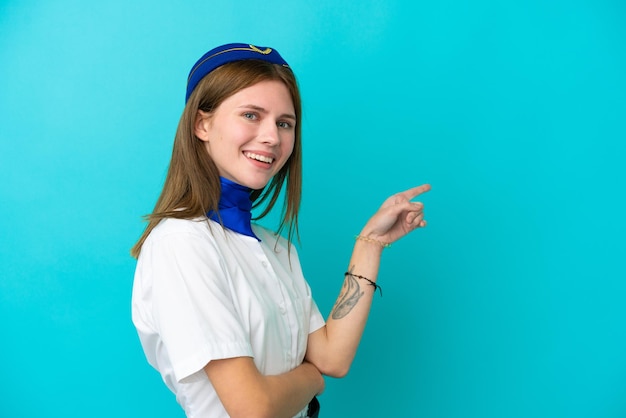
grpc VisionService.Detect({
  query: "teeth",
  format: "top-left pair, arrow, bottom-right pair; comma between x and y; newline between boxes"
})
245,152 -> 274,164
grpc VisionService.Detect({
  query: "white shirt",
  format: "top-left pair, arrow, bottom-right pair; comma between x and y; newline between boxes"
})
131,217 -> 325,418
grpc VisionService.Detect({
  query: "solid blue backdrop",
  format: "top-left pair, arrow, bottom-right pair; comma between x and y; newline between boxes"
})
1,1 -> 625,417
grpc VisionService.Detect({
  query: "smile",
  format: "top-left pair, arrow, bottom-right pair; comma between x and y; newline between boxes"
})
244,152 -> 274,164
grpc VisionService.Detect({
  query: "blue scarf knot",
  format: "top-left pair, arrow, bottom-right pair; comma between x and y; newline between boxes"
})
207,177 -> 260,241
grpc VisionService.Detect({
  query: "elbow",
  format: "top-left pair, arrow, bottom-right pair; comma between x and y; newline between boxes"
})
325,368 -> 349,379
305,343 -> 354,378
317,361 -> 351,378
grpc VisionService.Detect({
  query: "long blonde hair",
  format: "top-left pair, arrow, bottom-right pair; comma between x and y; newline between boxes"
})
131,60 -> 302,258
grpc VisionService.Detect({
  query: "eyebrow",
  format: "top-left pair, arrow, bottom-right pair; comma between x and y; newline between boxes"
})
238,104 -> 296,121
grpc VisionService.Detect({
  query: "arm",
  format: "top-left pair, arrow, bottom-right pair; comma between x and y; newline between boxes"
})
143,228 -> 323,418
204,357 -> 323,418
305,184 -> 431,377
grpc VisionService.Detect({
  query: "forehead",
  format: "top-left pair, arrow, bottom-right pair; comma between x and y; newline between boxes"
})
224,80 -> 293,107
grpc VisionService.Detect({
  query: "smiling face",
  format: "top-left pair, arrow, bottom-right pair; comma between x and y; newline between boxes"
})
194,80 -> 296,190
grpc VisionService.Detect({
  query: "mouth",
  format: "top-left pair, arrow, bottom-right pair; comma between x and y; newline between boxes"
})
244,152 -> 274,165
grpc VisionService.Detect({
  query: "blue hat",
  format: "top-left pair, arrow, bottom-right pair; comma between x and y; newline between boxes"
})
185,43 -> 290,102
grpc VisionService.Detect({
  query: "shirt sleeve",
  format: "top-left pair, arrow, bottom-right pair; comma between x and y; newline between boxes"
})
307,285 -> 326,334
143,228 -> 254,383
276,232 -> 326,336
309,306 -> 325,337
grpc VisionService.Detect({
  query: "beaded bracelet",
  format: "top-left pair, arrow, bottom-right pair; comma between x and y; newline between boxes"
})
354,235 -> 391,248
345,272 -> 383,297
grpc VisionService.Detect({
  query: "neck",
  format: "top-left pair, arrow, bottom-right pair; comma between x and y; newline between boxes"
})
207,177 -> 260,241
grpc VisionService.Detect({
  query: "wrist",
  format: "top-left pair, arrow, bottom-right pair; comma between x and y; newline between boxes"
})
354,234 -> 391,249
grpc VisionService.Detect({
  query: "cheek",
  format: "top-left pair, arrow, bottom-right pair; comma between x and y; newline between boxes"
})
230,123 -> 247,137
230,125 -> 257,148
283,134 -> 296,156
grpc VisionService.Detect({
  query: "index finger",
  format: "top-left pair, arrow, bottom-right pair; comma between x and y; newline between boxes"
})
400,184 -> 431,201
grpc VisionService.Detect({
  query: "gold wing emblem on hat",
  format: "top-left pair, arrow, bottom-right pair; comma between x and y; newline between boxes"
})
249,45 -> 272,55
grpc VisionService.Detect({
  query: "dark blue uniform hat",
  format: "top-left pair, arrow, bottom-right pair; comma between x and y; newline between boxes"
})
185,43 -> 290,103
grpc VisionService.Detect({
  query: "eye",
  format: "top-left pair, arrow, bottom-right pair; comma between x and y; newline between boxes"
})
277,121 -> 293,129
243,112 -> 258,120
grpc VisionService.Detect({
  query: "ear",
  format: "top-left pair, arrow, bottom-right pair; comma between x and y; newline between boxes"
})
194,110 -> 212,142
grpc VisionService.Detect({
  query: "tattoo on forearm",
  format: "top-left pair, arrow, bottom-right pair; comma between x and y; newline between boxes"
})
331,266 -> 364,319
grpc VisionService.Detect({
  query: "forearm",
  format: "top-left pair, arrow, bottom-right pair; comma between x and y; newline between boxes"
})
307,238 -> 383,377
263,361 -> 323,418
306,184 -> 429,377
205,357 -> 323,418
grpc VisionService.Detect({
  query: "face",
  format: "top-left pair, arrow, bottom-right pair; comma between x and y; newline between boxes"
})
195,80 -> 296,190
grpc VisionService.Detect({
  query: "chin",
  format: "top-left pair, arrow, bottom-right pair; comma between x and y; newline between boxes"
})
241,178 -> 272,190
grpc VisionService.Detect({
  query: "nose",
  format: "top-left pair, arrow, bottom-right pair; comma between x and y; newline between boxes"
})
259,120 -> 280,145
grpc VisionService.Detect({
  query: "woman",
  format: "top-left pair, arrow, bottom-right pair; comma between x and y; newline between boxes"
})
131,43 -> 429,418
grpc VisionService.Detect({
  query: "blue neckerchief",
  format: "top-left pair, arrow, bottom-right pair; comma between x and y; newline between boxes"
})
207,177 -> 260,241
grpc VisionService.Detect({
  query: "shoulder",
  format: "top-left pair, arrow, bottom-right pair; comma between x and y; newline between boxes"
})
140,217 -> 228,257
149,217 -> 207,237
137,218 -> 233,281
146,217 -> 225,243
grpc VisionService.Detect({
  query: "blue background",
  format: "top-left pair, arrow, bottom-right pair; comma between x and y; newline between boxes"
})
1,0 -> 625,417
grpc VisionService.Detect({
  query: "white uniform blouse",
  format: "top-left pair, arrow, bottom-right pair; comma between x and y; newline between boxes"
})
131,217 -> 325,418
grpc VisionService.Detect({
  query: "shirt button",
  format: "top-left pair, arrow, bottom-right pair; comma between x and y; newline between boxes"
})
279,305 -> 286,315
261,261 -> 268,268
